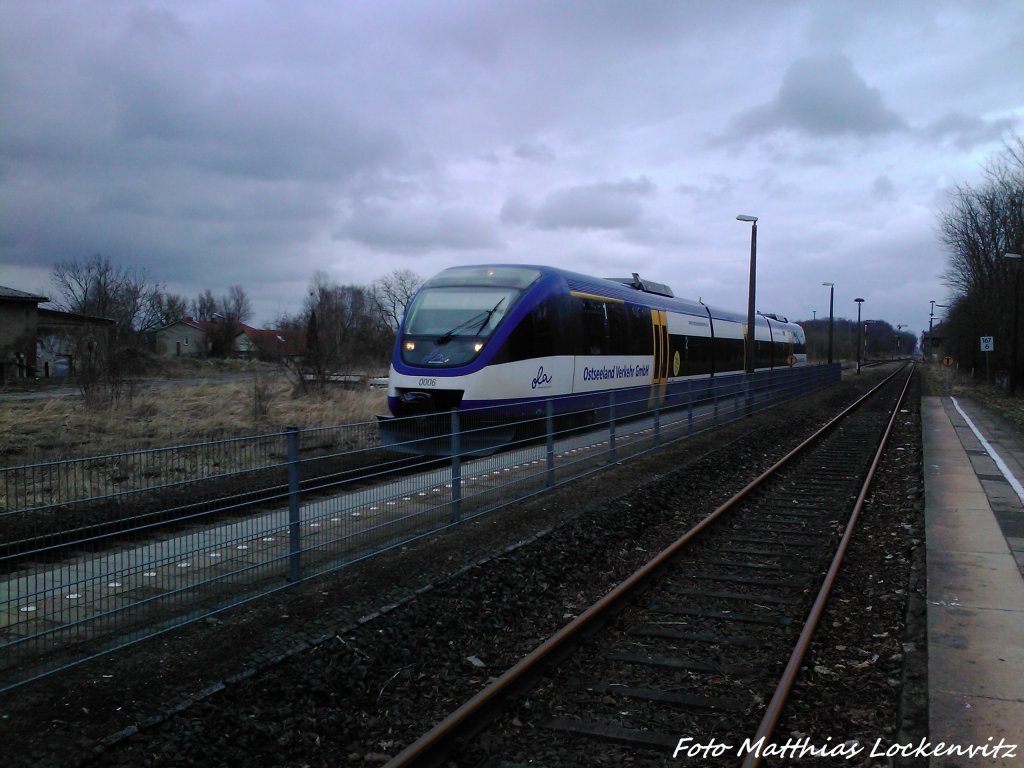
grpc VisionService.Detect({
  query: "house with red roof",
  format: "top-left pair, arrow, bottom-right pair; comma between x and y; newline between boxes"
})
232,325 -> 305,362
153,317 -> 217,357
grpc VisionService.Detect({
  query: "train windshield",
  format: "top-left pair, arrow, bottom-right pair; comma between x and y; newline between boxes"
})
399,267 -> 541,367
403,287 -> 517,339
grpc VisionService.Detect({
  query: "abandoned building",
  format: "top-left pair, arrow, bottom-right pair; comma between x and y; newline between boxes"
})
0,286 -> 115,382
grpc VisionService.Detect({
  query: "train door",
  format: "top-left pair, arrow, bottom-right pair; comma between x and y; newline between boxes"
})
649,309 -> 669,406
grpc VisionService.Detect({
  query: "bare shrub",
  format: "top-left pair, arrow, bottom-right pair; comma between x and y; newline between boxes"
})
253,375 -> 273,422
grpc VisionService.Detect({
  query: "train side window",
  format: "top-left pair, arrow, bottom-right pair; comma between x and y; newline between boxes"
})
715,336 -> 744,373
580,299 -> 606,355
507,297 -> 556,361
627,305 -> 653,355
607,303 -> 628,355
531,300 -> 554,357
678,335 -> 713,376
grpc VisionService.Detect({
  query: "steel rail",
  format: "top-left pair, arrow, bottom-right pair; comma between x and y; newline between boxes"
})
385,364 -> 910,768
740,362 -> 915,768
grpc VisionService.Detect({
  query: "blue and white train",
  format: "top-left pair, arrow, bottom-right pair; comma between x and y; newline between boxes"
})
380,264 -> 805,450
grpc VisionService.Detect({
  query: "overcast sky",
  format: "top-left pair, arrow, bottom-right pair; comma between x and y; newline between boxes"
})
2,1 -> 1022,338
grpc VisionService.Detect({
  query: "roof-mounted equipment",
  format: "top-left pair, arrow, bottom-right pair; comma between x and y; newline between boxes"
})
607,272 -> 675,298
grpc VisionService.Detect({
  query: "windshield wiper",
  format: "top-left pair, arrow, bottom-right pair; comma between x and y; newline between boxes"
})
436,297 -> 505,344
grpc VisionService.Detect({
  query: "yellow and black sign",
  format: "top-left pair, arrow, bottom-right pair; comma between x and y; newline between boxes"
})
786,354 -> 797,367
942,354 -> 954,367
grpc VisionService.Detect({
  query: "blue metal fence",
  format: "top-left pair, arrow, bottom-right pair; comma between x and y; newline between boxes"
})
0,364 -> 840,689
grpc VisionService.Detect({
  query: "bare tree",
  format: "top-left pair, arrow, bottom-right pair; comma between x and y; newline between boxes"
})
938,134 -> 1024,387
371,269 -> 422,330
155,293 -> 189,327
191,289 -> 218,321
50,254 -> 166,335
207,284 -> 254,357
283,272 -> 392,390
222,284 -> 253,326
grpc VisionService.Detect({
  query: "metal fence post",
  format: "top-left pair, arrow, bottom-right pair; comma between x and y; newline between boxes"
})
653,400 -> 660,449
286,426 -> 302,582
608,390 -> 616,464
450,409 -> 462,522
545,399 -> 555,488
687,379 -> 694,435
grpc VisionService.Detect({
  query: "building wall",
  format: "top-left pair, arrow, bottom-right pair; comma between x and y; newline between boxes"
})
234,332 -> 257,358
36,330 -> 75,377
0,302 -> 40,380
154,324 -> 206,356
34,311 -> 115,378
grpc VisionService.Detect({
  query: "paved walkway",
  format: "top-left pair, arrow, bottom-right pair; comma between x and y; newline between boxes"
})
922,395 -> 1024,766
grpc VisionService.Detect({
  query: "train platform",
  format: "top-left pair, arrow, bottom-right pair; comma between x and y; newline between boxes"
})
922,394 -> 1024,765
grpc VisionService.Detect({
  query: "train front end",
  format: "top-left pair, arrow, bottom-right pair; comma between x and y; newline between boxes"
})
378,265 -> 546,455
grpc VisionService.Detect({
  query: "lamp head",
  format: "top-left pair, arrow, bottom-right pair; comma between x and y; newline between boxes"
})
736,214 -> 758,223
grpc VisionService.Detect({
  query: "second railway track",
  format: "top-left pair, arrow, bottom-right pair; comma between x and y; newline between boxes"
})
390,363 -> 916,767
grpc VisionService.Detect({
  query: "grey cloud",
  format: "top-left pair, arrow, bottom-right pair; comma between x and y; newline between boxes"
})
676,174 -> 737,204
1,5 -> 404,188
872,175 -> 896,202
109,69 -> 402,183
514,142 -> 556,163
533,177 -> 656,231
337,204 -> 502,253
921,112 -> 1018,150
500,195 -> 533,226
732,55 -> 908,139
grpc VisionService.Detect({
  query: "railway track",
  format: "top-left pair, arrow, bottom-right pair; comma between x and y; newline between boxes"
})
387,363 -> 915,767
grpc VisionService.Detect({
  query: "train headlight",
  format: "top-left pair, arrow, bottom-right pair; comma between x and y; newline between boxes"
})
473,342 -> 484,353
404,340 -> 416,351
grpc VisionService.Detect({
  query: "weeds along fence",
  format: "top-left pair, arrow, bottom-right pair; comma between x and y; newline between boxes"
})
0,364 -> 840,689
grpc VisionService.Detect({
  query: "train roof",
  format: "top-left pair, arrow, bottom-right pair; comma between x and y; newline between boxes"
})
427,264 -> 802,332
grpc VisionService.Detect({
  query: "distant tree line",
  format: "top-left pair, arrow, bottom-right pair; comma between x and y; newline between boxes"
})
937,135 -> 1024,391
799,317 -> 917,363
47,254 -> 422,396
50,255 -> 255,344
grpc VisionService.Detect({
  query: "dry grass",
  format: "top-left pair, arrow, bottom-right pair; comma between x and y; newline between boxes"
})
1,369 -> 388,466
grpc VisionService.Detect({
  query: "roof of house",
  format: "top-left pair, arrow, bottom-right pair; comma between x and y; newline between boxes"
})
0,286 -> 49,303
235,325 -> 305,356
38,307 -> 116,326
154,317 -> 219,333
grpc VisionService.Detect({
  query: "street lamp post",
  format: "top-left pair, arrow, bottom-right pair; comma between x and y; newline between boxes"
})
1005,253 -> 1022,395
928,301 -> 947,362
822,282 -> 835,364
855,298 -> 865,373
737,214 -> 758,375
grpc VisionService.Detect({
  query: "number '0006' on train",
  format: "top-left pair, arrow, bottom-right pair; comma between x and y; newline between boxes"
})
378,265 -> 806,454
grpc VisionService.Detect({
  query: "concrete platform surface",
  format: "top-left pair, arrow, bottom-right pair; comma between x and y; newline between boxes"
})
923,395 -> 1024,767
